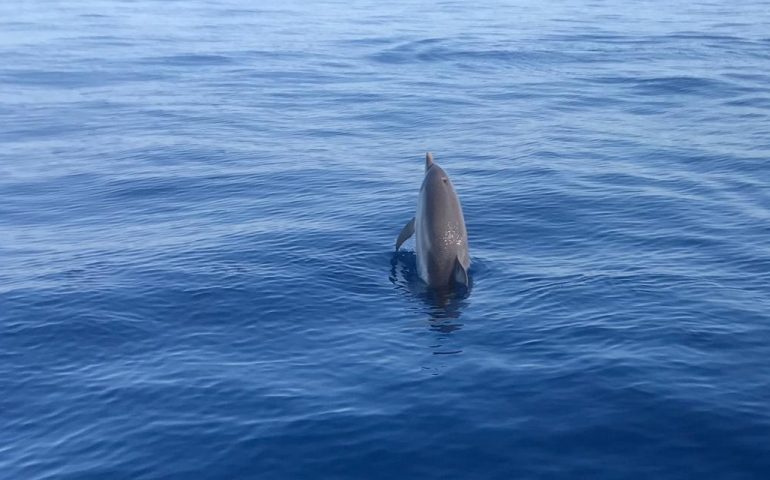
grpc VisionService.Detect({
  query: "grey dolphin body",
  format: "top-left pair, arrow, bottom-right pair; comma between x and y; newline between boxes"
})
395,153 -> 470,288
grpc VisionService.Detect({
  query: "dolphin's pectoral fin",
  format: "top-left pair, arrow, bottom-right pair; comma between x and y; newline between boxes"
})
395,217 -> 415,250
453,257 -> 470,287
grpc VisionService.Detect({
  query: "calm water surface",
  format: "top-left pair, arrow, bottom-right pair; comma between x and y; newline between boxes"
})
2,1 -> 770,478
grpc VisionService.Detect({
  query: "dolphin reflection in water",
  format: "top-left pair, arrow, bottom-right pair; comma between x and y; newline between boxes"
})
389,251 -> 469,340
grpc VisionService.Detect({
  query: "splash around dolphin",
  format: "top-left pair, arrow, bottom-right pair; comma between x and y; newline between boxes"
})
395,152 -> 470,289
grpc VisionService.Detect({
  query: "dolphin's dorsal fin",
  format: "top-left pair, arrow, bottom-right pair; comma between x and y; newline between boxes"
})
395,217 -> 415,251
453,257 -> 469,287
425,152 -> 434,171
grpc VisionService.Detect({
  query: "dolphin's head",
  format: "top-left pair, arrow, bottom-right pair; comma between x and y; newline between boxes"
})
425,152 -> 434,172
416,152 -> 471,289
419,154 -> 467,250
422,155 -> 458,206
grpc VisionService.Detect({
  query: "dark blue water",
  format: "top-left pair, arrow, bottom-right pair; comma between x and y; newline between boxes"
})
3,1 -> 770,478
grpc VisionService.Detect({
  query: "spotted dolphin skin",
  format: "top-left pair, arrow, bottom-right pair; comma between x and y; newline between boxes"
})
395,152 -> 470,289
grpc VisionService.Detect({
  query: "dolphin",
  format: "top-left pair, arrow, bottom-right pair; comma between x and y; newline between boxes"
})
395,152 -> 470,289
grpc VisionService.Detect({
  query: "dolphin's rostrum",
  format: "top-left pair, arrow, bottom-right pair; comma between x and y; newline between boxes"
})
396,152 -> 470,289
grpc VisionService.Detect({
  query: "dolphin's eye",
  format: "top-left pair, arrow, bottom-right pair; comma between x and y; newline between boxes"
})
442,177 -> 448,183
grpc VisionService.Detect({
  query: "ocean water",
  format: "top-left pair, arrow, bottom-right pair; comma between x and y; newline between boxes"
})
2,0 -> 770,478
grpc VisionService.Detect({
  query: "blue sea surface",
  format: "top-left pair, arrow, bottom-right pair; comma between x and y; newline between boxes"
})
2,1 -> 770,478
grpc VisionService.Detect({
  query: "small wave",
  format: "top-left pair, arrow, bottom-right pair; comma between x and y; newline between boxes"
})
368,38 -> 576,68
593,75 -> 742,97
139,54 -> 235,66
